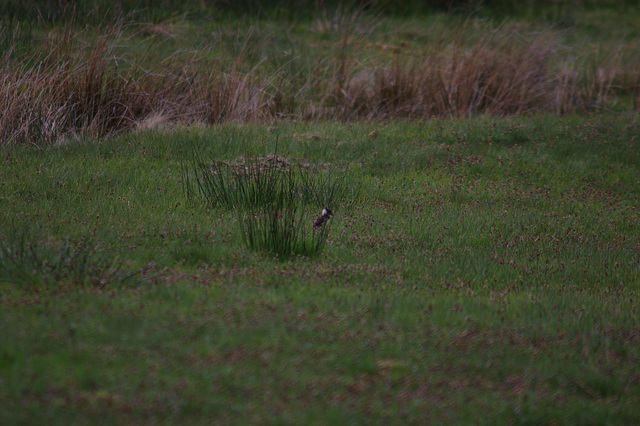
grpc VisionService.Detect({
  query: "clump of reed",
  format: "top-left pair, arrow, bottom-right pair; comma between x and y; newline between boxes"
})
184,152 -> 348,259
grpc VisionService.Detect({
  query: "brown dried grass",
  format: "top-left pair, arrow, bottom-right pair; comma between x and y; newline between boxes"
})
0,19 -> 635,146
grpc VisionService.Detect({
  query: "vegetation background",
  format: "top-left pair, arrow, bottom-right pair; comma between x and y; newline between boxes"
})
1,0 -> 639,423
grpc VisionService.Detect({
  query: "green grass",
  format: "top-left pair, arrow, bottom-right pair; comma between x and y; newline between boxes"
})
1,114 -> 639,423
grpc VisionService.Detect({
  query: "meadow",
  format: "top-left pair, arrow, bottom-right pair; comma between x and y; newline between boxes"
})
1,1 -> 640,424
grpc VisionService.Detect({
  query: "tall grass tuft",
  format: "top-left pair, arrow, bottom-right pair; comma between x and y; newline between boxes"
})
184,152 -> 345,259
186,154 -> 350,210
239,200 -> 332,259
0,228 -> 127,288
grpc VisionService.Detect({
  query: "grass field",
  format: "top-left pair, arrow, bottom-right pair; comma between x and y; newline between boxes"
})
1,114 -> 640,423
2,1 -> 640,424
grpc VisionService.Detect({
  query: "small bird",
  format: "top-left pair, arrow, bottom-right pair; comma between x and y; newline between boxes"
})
314,207 -> 333,229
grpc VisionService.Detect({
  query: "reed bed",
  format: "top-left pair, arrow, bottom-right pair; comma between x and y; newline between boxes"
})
0,11 -> 637,145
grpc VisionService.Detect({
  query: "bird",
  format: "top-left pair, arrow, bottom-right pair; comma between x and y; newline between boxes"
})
314,207 -> 333,229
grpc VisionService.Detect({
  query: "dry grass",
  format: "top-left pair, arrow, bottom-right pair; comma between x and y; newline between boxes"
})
339,26 -> 557,119
0,21 -> 288,145
0,15 -> 637,145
